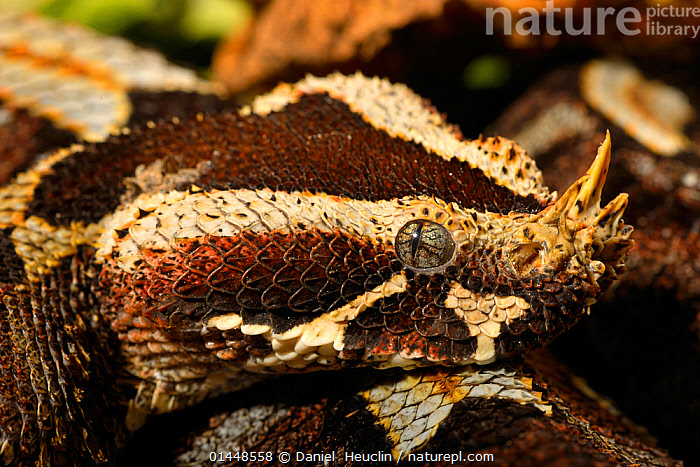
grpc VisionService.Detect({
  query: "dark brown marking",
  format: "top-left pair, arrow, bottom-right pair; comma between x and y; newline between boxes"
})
342,287 -> 479,364
0,104 -> 77,185
29,94 -> 546,226
0,228 -> 25,284
508,145 -> 517,160
126,90 -> 238,127
428,396 -> 551,454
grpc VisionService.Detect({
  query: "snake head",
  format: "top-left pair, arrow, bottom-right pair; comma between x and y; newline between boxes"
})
86,74 -> 633,412
334,133 -> 633,368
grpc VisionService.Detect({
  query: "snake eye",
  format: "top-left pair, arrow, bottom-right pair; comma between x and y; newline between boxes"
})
395,220 -> 455,269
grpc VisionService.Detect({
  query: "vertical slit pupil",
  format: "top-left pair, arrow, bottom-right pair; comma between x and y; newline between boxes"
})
410,221 -> 425,259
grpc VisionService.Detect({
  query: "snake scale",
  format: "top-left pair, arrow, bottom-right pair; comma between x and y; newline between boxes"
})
0,13 -> 679,467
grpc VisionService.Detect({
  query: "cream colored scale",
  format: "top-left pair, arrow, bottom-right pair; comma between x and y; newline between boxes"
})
0,12 -> 219,142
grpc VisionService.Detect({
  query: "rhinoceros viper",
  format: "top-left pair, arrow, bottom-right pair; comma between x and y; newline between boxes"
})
1,13 -> 673,467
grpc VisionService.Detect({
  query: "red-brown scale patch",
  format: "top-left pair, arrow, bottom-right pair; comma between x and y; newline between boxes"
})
98,228 -> 401,349
101,219 -> 601,369
99,217 -> 595,367
29,94 -> 546,227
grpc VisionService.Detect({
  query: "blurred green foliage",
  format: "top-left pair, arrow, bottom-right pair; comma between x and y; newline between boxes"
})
180,0 -> 250,41
462,54 -> 511,90
41,0 -> 160,35
0,0 -> 252,68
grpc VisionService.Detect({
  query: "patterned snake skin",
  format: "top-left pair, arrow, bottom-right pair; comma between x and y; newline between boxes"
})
0,13 -> 662,466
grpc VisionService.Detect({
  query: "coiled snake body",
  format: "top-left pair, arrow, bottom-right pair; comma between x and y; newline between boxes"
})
0,13 -> 654,466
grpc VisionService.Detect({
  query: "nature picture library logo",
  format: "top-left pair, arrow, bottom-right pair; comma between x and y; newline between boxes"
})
486,1 -> 700,39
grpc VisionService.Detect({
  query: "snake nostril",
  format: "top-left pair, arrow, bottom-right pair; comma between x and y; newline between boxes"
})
590,239 -> 604,258
509,243 -> 543,276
